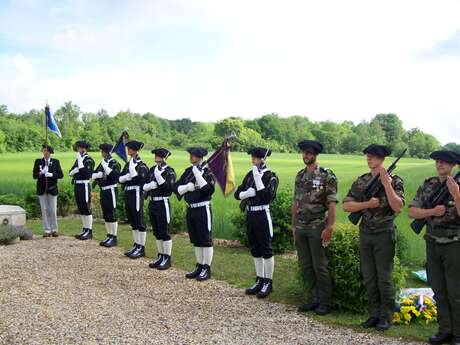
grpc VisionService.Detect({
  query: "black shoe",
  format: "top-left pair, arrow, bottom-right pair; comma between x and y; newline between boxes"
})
428,333 -> 453,345
79,229 -> 92,240
451,336 -> 460,345
124,243 -> 138,257
51,232 -> 58,237
99,235 -> 111,246
157,255 -> 171,270
104,236 -> 117,248
361,317 -> 379,328
257,279 -> 273,299
75,228 -> 86,239
196,264 -> 211,281
43,233 -> 51,238
298,302 -> 319,313
245,276 -> 264,295
376,318 -> 391,331
185,264 -> 202,279
315,304 -> 332,316
149,254 -> 163,268
129,245 -> 145,259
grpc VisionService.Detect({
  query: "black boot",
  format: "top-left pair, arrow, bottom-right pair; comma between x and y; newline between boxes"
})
79,229 -> 92,240
149,254 -> 164,268
129,245 -> 145,259
124,243 -> 138,256
185,264 -> 202,279
104,236 -> 117,248
428,333 -> 452,345
315,304 -> 332,316
75,228 -> 86,239
196,264 -> 211,281
298,302 -> 319,312
257,278 -> 273,299
376,318 -> 391,331
99,234 -> 111,246
451,335 -> 460,345
361,317 -> 379,328
157,255 -> 171,270
245,276 -> 264,295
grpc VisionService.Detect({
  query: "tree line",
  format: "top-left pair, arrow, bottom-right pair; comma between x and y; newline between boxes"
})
0,102 -> 456,158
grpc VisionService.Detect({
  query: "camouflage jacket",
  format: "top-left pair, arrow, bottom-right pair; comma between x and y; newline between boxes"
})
294,166 -> 338,229
344,173 -> 404,233
410,176 -> 460,243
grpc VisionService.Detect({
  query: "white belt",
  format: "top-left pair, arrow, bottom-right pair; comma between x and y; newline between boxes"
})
125,185 -> 140,211
189,201 -> 210,208
151,196 -> 169,201
247,204 -> 270,212
102,184 -> 117,208
75,180 -> 90,203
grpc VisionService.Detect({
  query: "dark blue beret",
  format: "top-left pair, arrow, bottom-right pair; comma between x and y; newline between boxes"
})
126,140 -> 144,151
99,143 -> 113,153
152,148 -> 171,158
75,140 -> 91,149
363,144 -> 391,158
187,147 -> 208,158
248,147 -> 271,159
430,150 -> 460,164
298,140 -> 323,154
42,144 -> 54,154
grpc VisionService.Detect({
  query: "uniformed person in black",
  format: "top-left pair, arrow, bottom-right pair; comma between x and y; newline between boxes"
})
92,143 -> 121,248
118,140 -> 149,259
174,147 -> 215,281
143,148 -> 176,270
33,144 -> 64,237
235,147 -> 278,298
409,150 -> 460,345
69,140 -> 95,240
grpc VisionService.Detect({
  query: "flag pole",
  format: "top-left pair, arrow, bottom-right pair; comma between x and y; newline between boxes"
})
44,101 -> 49,191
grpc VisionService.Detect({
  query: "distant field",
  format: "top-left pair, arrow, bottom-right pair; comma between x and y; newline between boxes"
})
0,151 -> 435,264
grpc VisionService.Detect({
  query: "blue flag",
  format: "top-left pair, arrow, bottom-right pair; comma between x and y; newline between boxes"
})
113,131 -> 129,162
45,105 -> 62,138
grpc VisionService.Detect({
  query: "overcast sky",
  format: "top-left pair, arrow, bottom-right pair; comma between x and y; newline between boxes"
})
1,0 -> 460,144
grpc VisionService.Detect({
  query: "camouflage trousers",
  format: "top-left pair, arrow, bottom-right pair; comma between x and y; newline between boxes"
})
359,230 -> 395,321
295,224 -> 332,306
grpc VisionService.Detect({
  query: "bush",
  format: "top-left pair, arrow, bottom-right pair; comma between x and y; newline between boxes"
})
0,224 -> 19,245
323,223 -> 407,313
231,187 -> 294,254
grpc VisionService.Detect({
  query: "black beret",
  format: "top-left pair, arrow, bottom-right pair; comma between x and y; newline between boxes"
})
298,140 -> 323,154
126,140 -> 144,151
75,140 -> 91,149
248,147 -> 272,159
429,150 -> 460,164
42,144 -> 54,154
152,148 -> 171,158
187,147 -> 208,158
99,143 -> 113,153
363,144 -> 391,158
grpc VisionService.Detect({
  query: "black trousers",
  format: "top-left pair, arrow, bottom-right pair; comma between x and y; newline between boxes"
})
149,200 -> 171,241
74,183 -> 91,215
246,210 -> 273,258
124,189 -> 146,231
186,205 -> 212,247
100,187 -> 117,223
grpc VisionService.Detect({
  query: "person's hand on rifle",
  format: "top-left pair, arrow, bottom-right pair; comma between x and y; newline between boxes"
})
432,205 -> 446,217
377,166 -> 392,189
447,175 -> 460,200
367,197 -> 380,209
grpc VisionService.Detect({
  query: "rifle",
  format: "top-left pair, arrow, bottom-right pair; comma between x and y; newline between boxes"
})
348,149 -> 407,225
410,170 -> 460,234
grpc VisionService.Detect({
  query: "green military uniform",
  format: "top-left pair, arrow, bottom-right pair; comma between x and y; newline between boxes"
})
410,177 -> 460,337
294,165 -> 338,307
344,173 -> 404,321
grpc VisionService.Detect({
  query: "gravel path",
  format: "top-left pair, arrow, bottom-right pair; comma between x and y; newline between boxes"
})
0,237 -> 421,345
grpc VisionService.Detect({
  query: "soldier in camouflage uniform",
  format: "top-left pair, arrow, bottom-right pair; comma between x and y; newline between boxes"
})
343,144 -> 404,331
292,140 -> 338,316
408,150 -> 460,345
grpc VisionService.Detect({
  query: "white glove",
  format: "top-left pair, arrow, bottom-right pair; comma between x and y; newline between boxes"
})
177,182 -> 195,195
41,165 -> 49,175
129,159 -> 138,177
154,166 -> 166,185
92,172 -> 103,179
192,166 -> 207,188
143,181 -> 158,192
239,187 -> 256,200
101,160 -> 112,175
252,166 -> 265,191
44,172 -> 53,178
77,153 -> 84,169
119,173 -> 132,183
69,167 -> 79,176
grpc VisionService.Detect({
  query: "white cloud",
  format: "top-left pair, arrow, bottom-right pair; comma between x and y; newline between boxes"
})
1,0 -> 460,143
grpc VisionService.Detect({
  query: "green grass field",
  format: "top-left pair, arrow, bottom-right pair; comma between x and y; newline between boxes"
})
0,151 -> 436,264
